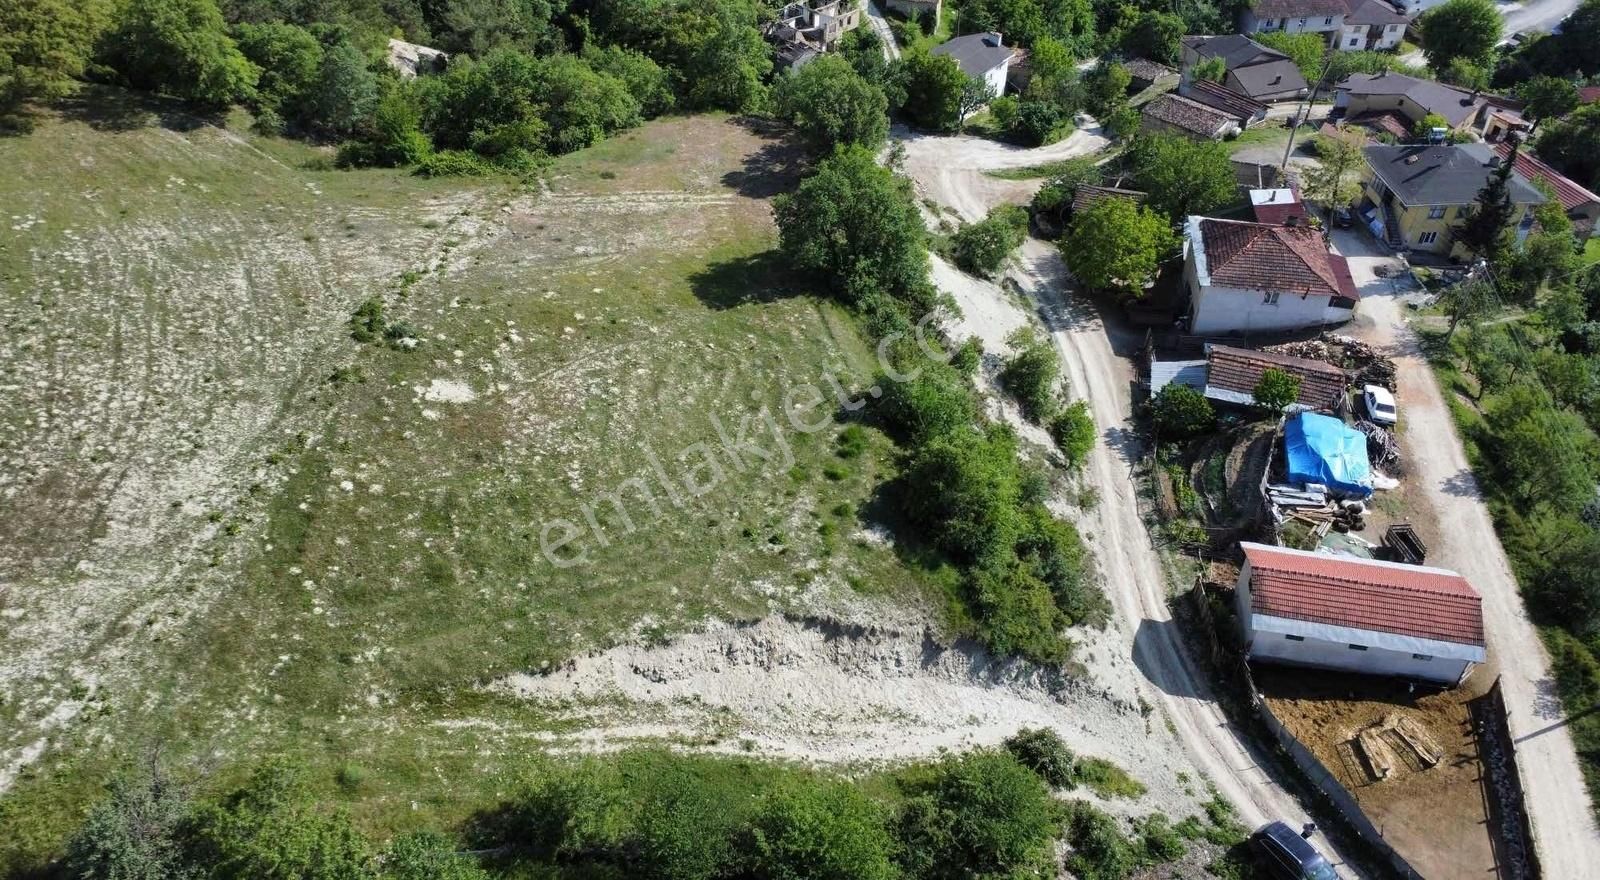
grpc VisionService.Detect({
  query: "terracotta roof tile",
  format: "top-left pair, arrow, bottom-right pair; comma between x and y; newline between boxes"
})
1206,346 -> 1348,409
1242,543 -> 1485,647
1196,218 -> 1342,298
1493,141 -> 1600,214
1143,93 -> 1233,138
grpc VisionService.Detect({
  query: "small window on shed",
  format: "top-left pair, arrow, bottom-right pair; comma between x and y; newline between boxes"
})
1347,644 -> 1368,651
1412,653 -> 1433,661
1285,634 -> 1305,642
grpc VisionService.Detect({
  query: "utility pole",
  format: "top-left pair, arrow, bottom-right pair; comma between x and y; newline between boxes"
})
1279,52 -> 1338,174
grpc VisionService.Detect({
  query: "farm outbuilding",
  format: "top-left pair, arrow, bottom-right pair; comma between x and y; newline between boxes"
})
1235,543 -> 1487,686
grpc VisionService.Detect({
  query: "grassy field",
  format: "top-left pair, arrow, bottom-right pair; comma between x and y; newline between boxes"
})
0,92 -> 945,872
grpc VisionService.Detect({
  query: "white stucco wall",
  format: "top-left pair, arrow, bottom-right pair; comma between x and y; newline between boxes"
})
1190,281 -> 1338,334
1241,10 -> 1343,36
983,60 -> 1009,100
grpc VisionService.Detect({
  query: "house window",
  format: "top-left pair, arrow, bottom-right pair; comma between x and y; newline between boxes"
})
1388,24 -> 1399,31
1428,206 -> 1447,219
1263,291 -> 1281,305
1349,37 -> 1359,46
1348,644 -> 1369,651
1298,17 -> 1307,26
1419,231 -> 1439,244
1412,653 -> 1434,661
1324,16 -> 1334,24
1285,634 -> 1306,641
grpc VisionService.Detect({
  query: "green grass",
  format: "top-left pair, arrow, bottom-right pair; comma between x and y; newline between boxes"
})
984,154 -> 1109,181
0,94 -> 944,873
1582,236 -> 1600,266
1225,126 -> 1292,156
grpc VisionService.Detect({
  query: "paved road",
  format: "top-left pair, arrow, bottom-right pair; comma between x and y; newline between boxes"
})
898,131 -> 1369,878
1500,0 -> 1580,38
1331,229 -> 1600,878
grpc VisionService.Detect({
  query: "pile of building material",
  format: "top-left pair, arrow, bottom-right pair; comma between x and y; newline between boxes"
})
1355,419 -> 1401,471
1264,333 -> 1397,392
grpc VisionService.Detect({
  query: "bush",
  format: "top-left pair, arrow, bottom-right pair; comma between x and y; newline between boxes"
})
191,759 -> 372,880
897,750 -> 1058,878
1050,400 -> 1095,468
65,769 -> 198,880
379,831 -> 490,880
746,780 -> 897,880
999,327 -> 1060,422
1072,757 -> 1147,799
1002,727 -> 1076,788
416,149 -> 500,177
1150,384 -> 1215,438
951,205 -> 1030,278
1134,814 -> 1186,864
1063,801 -> 1136,880
1252,367 -> 1301,414
877,362 -> 980,445
900,424 -> 1024,564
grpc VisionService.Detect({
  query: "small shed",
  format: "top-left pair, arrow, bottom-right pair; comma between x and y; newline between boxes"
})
1235,542 -> 1486,686
1204,345 -> 1347,412
1248,188 -> 1307,226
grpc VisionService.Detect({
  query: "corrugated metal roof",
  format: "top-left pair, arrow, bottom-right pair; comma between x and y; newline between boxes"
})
1150,359 -> 1208,394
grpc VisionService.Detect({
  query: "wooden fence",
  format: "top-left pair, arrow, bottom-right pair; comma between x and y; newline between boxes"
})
1469,678 -> 1541,880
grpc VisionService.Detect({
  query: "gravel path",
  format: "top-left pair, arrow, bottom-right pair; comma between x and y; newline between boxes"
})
1332,230 -> 1600,877
897,131 -> 1369,876
865,1 -> 901,59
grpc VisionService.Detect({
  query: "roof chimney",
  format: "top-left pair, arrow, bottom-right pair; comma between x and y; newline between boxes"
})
986,31 -> 1003,47
1487,156 -> 1501,168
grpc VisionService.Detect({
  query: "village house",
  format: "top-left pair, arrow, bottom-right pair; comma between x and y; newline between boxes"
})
1179,77 -> 1270,128
1183,216 -> 1359,335
1249,187 -> 1308,225
1124,57 -> 1180,93
765,0 -> 864,68
1180,34 -> 1308,102
1360,144 -> 1546,257
1336,0 -> 1408,51
1237,0 -> 1349,46
932,31 -> 1016,104
1333,71 -> 1487,134
1141,93 -> 1240,140
1493,141 -> 1600,235
1235,542 -> 1487,686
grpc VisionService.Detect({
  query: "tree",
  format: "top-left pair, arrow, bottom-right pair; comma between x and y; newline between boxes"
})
379,831 -> 491,880
1303,128 -> 1365,209
896,750 -> 1057,878
65,767 -> 199,880
1192,55 -> 1226,83
746,781 -> 897,880
234,21 -> 322,130
1150,384 -> 1215,437
1484,382 -> 1599,513
1455,138 -> 1520,259
1121,10 -> 1184,65
1049,400 -> 1096,468
304,40 -> 377,138
1002,727 -> 1076,788
635,767 -> 739,880
533,54 -> 643,154
1252,367 -> 1302,413
1440,56 -> 1489,91
1501,190 -> 1579,303
1081,60 -> 1130,117
1123,132 -> 1237,220
1520,75 -> 1580,133
773,55 -> 889,154
901,426 -> 1025,564
584,44 -> 675,118
879,362 -> 982,445
433,0 -> 558,57
952,205 -> 1030,278
999,327 -> 1061,421
1,0 -> 112,122
99,0 -> 259,106
773,145 -> 932,309
1536,102 -> 1600,190
959,74 -> 995,123
1438,277 -> 1496,339
1060,198 -> 1178,297
898,50 -> 968,132
1255,31 -> 1326,83
1418,0 -> 1500,72
191,759 -> 372,880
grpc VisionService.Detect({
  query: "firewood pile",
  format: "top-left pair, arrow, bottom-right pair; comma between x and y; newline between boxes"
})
1355,419 -> 1402,471
1262,333 -> 1398,392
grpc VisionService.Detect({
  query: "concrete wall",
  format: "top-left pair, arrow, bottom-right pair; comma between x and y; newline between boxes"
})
1241,10 -> 1343,38
1338,23 -> 1405,51
1189,277 -> 1339,334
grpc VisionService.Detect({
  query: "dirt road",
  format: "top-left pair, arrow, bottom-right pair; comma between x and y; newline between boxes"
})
1332,230 -> 1600,876
898,134 -> 1366,875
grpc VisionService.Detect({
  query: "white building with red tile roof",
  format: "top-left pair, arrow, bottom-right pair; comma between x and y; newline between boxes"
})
1183,217 -> 1359,335
1235,543 -> 1487,685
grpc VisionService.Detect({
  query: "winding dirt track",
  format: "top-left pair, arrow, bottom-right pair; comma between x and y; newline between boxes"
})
901,132 -> 1367,877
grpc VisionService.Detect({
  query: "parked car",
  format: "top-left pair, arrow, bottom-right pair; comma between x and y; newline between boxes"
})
1250,822 -> 1338,880
1362,384 -> 1397,425
1332,206 -> 1353,229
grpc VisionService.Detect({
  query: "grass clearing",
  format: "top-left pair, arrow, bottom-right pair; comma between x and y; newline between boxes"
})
0,92 -> 944,872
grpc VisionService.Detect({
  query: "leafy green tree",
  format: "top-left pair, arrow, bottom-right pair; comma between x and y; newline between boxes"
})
1192,55 -> 1226,83
1151,384 -> 1215,437
773,55 -> 888,154
99,0 -> 260,105
305,40 -> 378,137
1009,98 -> 1070,145
1255,31 -> 1326,83
1528,521 -> 1600,636
1000,327 -> 1060,421
1439,278 -> 1496,340
1484,382 -> 1599,513
1050,400 -> 1095,467
378,831 -> 490,880
433,0 -> 558,57
1002,727 -> 1076,788
1252,367 -> 1301,413
1501,193 -> 1579,303
773,145 -> 932,309
654,0 -> 772,112
1440,56 -> 1489,91
1122,10 -> 1183,65
896,750 -> 1057,878
533,53 -> 641,153
339,86 -> 432,167
1455,139 -> 1519,259
65,767 -> 200,880
1060,198 -> 1178,298
1105,102 -> 1140,139
901,425 -> 1025,564
1520,75 -> 1580,133
1418,0 -> 1501,72
191,759 -> 373,880
1124,132 -> 1236,220
0,0 -> 112,121
1303,127 -> 1365,208
635,767 -> 738,880
951,205 -> 1030,278
234,21 -> 322,130
1081,60 -> 1130,117
898,49 -> 967,131
746,780 -> 897,880
584,44 -> 675,117
1535,103 -> 1600,190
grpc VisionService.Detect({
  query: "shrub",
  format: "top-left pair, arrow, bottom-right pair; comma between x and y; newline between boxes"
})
951,205 -> 1030,278
65,769 -> 199,880
746,780 -> 897,880
1150,384 -> 1215,438
999,327 -> 1060,422
1002,727 -> 1076,788
900,424 -> 1024,564
416,149 -> 501,177
896,750 -> 1057,878
1049,400 -> 1095,468
877,362 -> 980,445
1063,801 -> 1135,880
379,831 -> 490,880
1134,814 -> 1185,864
835,424 -> 869,459
1072,757 -> 1147,799
1252,367 -> 1301,414
350,298 -> 385,343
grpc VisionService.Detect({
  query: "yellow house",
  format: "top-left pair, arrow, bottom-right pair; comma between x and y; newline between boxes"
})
1359,144 -> 1544,259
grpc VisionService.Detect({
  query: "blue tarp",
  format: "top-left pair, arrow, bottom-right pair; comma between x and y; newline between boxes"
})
1284,412 -> 1372,498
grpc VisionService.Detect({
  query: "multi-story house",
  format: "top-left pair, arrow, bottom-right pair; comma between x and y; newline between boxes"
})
1359,144 -> 1546,257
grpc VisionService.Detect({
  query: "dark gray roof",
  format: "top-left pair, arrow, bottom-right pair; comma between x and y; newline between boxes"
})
1341,0 -> 1407,25
1184,78 -> 1269,121
931,32 -> 1015,79
1363,144 -> 1548,207
1253,0 -> 1348,16
1229,60 -> 1308,98
1336,72 -> 1482,127
1183,34 -> 1287,69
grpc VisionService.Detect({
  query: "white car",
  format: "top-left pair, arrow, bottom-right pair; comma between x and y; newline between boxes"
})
1362,385 -> 1397,425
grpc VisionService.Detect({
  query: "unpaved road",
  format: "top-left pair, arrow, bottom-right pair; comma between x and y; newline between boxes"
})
898,133 -> 1367,875
1333,230 -> 1600,876
865,1 -> 901,59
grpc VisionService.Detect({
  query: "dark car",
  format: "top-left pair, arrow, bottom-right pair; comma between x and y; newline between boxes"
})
1250,822 -> 1338,880
1332,206 -> 1354,229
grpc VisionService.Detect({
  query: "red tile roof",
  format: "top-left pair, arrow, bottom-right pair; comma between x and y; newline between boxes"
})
1493,142 -> 1600,214
1241,543 -> 1485,647
1206,346 -> 1348,409
1250,189 -> 1307,226
1581,86 -> 1600,104
1196,218 -> 1343,298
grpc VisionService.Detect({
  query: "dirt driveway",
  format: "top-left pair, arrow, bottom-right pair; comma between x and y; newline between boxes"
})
1331,228 -> 1600,876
